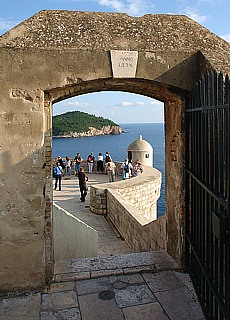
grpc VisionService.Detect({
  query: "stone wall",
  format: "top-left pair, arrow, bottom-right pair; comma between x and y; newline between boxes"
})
116,178 -> 161,221
107,191 -> 166,252
53,204 -> 98,261
90,166 -> 166,252
1,10 -> 230,292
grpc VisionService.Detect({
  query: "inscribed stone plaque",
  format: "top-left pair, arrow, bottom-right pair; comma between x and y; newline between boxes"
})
110,50 -> 138,78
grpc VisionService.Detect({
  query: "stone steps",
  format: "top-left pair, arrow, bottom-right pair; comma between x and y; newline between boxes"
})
53,250 -> 180,283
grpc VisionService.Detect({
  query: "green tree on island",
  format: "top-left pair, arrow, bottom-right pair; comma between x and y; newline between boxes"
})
52,111 -> 119,136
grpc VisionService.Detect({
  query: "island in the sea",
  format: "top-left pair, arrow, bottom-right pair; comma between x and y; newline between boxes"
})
52,111 -> 122,138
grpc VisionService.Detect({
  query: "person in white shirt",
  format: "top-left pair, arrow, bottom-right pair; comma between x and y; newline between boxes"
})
97,152 -> 104,173
105,159 -> 116,182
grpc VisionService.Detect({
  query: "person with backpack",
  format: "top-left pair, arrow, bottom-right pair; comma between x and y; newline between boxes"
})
121,159 -> 133,180
104,151 -> 112,173
104,151 -> 112,163
53,161 -> 63,191
87,152 -> 95,174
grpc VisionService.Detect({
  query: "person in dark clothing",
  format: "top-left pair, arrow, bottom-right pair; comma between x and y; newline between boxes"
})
97,152 -> 104,173
104,151 -> 112,163
57,156 -> 65,170
78,167 -> 88,202
74,153 -> 83,176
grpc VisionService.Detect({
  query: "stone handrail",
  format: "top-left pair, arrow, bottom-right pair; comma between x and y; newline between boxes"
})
90,166 -> 166,252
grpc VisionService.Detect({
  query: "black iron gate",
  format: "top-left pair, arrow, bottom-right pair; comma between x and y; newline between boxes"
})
185,71 -> 230,320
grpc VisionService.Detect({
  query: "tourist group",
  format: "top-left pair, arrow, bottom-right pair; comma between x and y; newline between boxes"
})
53,151 -> 143,202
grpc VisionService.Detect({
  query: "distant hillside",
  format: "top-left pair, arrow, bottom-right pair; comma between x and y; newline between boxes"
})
52,111 -> 121,137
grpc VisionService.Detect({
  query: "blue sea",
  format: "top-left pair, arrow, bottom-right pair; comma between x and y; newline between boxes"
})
52,123 -> 165,216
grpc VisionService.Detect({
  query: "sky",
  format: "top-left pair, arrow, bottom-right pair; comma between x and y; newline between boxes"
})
0,0 -> 229,124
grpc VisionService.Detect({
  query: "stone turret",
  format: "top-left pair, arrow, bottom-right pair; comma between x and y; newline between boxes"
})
128,135 -> 154,167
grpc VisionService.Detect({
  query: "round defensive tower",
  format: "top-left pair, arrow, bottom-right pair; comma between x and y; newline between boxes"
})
128,135 -> 154,167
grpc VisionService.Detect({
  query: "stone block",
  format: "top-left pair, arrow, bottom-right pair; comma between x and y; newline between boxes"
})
154,287 -> 205,320
114,284 -> 156,308
0,293 -> 41,319
40,307 -> 81,320
91,268 -> 124,278
122,302 -> 169,320
78,292 -> 123,320
109,273 -> 145,285
143,271 -> 184,293
76,277 -> 111,295
41,291 -> 78,311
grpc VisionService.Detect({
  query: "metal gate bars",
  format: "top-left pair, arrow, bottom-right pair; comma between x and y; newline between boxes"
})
185,71 -> 230,320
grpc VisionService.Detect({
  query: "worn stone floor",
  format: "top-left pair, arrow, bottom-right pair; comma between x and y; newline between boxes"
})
0,251 -> 205,320
0,174 -> 205,320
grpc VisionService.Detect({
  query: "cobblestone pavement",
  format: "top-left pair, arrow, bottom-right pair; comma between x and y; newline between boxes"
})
0,251 -> 205,320
0,174 -> 205,320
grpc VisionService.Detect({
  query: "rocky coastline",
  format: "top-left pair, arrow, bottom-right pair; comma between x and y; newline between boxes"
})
53,125 -> 122,138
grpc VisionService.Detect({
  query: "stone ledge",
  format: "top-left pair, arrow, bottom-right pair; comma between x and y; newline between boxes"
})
90,166 -> 161,220
54,251 -> 179,283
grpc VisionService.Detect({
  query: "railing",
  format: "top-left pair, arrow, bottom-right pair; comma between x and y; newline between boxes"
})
186,71 -> 230,320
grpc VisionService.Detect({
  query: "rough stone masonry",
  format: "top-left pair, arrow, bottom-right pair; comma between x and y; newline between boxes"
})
0,10 -> 230,293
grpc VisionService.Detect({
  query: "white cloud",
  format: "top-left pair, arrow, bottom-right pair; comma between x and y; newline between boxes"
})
121,101 -> 134,106
181,6 -> 208,23
136,101 -> 145,106
120,100 -> 163,108
99,0 -> 124,11
0,18 -> 19,31
220,34 -> 230,43
98,0 -> 154,16
120,101 -> 147,107
66,101 -> 89,107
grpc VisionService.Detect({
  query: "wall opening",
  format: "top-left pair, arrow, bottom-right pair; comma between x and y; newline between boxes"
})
51,90 -> 165,261
52,90 -> 165,215
44,77 -> 187,267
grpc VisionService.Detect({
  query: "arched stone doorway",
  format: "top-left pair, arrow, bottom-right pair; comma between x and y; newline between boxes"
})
45,79 -> 186,261
45,77 -> 187,265
0,10 -> 229,292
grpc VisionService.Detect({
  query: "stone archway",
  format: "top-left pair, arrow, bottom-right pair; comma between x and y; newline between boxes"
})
45,77 -> 187,264
0,10 -> 230,293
